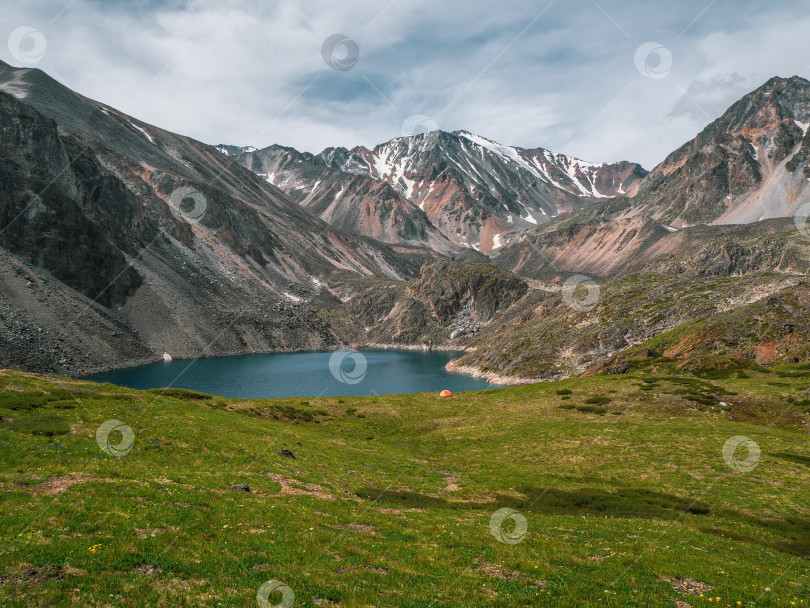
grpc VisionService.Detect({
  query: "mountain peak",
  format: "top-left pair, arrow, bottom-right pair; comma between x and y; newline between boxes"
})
625,75 -> 810,226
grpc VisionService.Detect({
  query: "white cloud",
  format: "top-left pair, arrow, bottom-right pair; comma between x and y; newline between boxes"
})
2,0 -> 809,169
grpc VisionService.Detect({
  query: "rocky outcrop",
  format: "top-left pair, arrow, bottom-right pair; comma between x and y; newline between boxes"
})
624,76 -> 810,226
345,260 -> 529,346
236,145 -> 458,254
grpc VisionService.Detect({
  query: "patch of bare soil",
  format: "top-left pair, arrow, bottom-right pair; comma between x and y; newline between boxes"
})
19,472 -> 107,495
331,522 -> 381,536
0,563 -> 85,585
261,472 -> 334,500
659,576 -> 714,595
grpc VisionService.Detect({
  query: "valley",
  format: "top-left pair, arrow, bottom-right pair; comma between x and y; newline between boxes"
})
1,10 -> 810,607
2,61 -> 810,387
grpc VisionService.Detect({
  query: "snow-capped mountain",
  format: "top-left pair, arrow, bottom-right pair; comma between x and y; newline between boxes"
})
214,144 -> 258,157
238,131 -> 646,253
236,145 -> 460,255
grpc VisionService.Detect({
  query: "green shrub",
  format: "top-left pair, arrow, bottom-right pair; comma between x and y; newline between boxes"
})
558,404 -> 576,410
14,412 -> 70,436
684,394 -> 715,405
145,388 -> 212,400
576,406 -> 607,414
0,391 -> 73,411
585,396 -> 611,405
556,389 -> 572,396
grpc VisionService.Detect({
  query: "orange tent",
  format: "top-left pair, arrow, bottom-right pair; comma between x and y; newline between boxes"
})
439,390 -> 453,397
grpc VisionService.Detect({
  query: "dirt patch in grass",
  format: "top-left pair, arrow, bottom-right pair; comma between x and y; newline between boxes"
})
476,562 -> 524,580
131,564 -> 163,576
332,522 -> 381,536
0,563 -> 86,585
16,473 -> 101,496
261,473 -> 334,500
135,526 -> 180,539
659,575 -> 714,595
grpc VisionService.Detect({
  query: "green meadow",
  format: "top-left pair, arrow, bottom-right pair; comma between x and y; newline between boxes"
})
1,366 -> 808,607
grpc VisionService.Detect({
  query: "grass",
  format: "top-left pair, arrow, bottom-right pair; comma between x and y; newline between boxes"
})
0,366 -> 809,607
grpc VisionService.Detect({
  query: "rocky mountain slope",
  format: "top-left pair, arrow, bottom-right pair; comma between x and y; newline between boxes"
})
491,77 -> 810,280
236,131 -> 646,253
0,60 -> 446,375
3,62 -> 810,385
235,144 -> 458,254
334,219 -> 810,381
620,76 -> 810,227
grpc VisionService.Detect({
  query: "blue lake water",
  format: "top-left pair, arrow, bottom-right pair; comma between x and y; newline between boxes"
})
83,349 -> 502,399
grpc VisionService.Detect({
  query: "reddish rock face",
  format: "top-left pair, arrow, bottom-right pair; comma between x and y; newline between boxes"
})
627,76 -> 810,226
304,131 -> 646,253
236,144 -> 458,255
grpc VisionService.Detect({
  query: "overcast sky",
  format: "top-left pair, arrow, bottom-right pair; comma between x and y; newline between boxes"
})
3,0 -> 810,168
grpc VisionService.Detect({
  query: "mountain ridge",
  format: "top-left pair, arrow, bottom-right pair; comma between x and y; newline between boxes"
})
2,61 -> 810,383
234,130 -> 647,252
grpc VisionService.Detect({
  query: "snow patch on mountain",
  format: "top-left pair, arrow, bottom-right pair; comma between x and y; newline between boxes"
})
457,131 -> 612,198
130,122 -> 155,143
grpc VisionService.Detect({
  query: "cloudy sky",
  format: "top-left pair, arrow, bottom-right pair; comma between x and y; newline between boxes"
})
3,0 -> 810,168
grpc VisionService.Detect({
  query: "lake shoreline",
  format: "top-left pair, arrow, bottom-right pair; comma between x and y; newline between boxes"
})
75,343 -> 473,378
79,347 -> 505,398
444,360 -> 545,386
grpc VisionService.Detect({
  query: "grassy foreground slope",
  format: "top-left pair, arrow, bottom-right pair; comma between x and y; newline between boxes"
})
0,368 -> 809,607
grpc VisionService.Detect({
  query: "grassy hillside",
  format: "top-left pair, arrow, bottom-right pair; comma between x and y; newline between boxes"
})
1,367 -> 809,607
